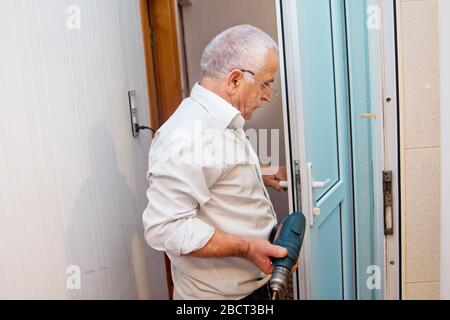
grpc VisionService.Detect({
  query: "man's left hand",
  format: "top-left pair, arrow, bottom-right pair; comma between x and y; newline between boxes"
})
262,166 -> 287,192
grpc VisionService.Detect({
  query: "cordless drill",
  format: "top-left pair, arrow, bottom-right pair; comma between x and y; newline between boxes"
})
269,211 -> 306,300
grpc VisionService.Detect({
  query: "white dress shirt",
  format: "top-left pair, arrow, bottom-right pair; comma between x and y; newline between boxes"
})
143,83 -> 278,300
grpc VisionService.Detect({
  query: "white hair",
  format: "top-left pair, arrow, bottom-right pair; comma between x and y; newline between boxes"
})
200,24 -> 278,80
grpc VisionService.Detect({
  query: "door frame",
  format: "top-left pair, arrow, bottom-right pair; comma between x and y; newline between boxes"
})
140,0 -> 184,300
276,0 -> 310,300
277,0 -> 401,300
378,0 -> 401,300
141,0 -> 183,129
365,0 -> 401,300
140,0 -> 160,132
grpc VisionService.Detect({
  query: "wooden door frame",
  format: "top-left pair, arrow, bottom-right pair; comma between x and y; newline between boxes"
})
140,0 -> 184,300
141,0 -> 183,129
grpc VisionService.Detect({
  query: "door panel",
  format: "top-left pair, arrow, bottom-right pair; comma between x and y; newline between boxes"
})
315,181 -> 344,227
298,0 -> 340,201
345,0 -> 376,300
282,0 -> 380,300
310,205 -> 343,299
294,0 -> 355,299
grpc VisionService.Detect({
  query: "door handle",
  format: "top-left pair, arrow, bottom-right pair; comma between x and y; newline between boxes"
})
307,162 -> 330,227
312,179 -> 330,189
279,181 -> 289,188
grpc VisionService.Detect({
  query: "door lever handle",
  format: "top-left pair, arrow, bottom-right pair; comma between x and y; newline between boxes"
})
312,179 -> 330,189
278,181 -> 289,188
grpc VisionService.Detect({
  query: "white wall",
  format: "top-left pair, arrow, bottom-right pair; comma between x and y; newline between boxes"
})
179,0 -> 289,218
0,0 -> 167,299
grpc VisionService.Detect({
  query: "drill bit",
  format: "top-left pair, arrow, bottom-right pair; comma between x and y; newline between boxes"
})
271,291 -> 278,300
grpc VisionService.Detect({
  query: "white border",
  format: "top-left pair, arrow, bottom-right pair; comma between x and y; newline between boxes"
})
380,0 -> 401,300
277,0 -> 312,300
275,0 -> 298,299
439,0 -> 450,300
367,0 -> 385,300
368,0 -> 401,300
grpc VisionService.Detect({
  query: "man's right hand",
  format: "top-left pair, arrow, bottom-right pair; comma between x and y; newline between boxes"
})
245,239 -> 288,274
188,230 -> 287,274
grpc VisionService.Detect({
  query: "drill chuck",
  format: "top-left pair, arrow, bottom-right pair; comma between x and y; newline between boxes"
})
269,211 -> 306,299
269,266 -> 290,297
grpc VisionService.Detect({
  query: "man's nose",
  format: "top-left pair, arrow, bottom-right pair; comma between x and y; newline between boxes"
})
261,91 -> 272,103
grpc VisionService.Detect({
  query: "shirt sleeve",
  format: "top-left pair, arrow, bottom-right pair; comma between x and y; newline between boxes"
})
142,136 -> 223,257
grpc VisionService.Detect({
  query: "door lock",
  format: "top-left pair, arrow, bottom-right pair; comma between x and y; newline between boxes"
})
383,170 -> 394,235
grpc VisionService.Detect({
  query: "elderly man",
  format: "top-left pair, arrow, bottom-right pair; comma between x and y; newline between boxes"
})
143,25 -> 288,300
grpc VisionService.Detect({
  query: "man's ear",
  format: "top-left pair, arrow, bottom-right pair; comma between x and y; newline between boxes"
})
226,69 -> 243,94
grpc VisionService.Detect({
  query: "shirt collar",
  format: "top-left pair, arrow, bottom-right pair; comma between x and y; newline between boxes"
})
190,82 -> 245,130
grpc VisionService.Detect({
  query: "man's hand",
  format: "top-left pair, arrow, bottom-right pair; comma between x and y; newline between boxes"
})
245,238 -> 288,274
188,230 -> 288,274
262,166 -> 287,191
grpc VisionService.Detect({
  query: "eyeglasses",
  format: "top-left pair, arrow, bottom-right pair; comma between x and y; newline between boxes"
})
240,69 -> 279,103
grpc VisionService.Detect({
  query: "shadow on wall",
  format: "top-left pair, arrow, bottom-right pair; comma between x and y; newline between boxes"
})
65,123 -> 152,299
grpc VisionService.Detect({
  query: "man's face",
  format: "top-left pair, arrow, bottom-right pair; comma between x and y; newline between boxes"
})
230,50 -> 279,120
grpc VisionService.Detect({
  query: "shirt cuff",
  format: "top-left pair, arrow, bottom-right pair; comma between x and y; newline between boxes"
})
164,217 -> 215,256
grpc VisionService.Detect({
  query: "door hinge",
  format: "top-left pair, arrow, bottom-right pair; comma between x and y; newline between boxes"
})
149,27 -> 156,46
383,170 -> 394,235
